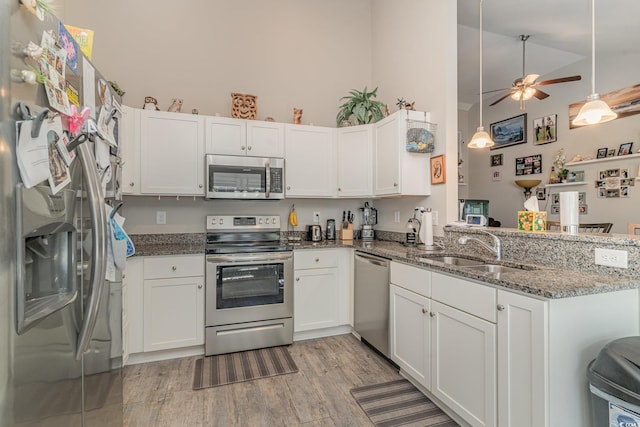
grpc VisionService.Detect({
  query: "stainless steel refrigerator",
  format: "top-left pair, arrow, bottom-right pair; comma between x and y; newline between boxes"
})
1,1 -> 123,425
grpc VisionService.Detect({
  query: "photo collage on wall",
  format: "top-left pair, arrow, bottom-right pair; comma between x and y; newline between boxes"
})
550,192 -> 588,215
596,168 -> 635,198
515,154 -> 542,175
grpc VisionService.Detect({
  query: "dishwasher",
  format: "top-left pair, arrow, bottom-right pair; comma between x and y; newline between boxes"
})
354,252 -> 391,358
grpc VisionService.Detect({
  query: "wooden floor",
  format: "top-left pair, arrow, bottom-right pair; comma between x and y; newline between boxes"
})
123,334 -> 402,426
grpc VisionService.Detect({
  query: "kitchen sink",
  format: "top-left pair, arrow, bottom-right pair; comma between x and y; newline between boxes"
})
463,264 -> 527,274
418,256 -> 485,266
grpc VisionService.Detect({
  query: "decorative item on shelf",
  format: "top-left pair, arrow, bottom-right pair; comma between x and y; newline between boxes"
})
264,116 -> 275,122
567,170 -> 585,183
405,120 -> 436,153
293,108 -> 303,124
336,86 -> 385,127
618,142 -> 633,156
430,154 -> 446,185
191,109 -> 199,115
142,96 -> 160,110
396,98 -> 415,110
596,148 -> 608,159
231,92 -> 257,119
167,98 -> 183,113
515,179 -> 541,199
385,104 -> 390,117
558,168 -> 570,182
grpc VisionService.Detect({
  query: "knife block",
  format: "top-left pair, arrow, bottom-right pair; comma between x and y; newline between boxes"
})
339,224 -> 353,241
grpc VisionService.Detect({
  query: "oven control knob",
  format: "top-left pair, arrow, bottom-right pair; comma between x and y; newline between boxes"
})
271,218 -> 277,224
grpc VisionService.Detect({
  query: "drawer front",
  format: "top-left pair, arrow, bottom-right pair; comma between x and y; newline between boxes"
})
294,249 -> 339,270
431,272 -> 496,323
390,261 -> 431,297
143,254 -> 205,279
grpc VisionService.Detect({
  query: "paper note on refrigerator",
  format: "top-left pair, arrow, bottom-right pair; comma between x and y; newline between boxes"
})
16,120 -> 51,188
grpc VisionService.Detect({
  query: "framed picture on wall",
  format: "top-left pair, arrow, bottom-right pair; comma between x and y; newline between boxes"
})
490,153 -> 503,167
533,114 -> 557,145
596,147 -> 608,158
490,113 -> 527,149
430,154 -> 446,184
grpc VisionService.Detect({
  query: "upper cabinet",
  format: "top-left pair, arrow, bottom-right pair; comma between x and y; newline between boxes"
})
140,110 -> 205,195
120,106 -> 141,195
374,110 -> 431,197
285,124 -> 336,197
336,125 -> 373,197
205,117 -> 284,158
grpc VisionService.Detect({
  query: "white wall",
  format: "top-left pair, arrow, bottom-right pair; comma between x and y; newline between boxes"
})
61,0 -> 373,127
464,53 -> 640,233
372,0 -> 458,234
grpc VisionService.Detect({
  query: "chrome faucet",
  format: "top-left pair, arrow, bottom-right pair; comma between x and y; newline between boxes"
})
458,230 -> 502,260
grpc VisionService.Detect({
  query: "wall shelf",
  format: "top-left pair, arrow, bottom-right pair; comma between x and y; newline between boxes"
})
545,182 -> 588,188
566,153 -> 640,166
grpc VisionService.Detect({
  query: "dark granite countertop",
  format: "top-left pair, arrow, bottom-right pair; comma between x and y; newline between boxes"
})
131,234 -> 640,299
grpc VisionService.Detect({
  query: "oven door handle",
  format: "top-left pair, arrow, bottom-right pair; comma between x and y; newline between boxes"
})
207,252 -> 292,264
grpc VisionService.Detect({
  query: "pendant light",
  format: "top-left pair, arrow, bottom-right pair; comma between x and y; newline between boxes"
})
572,0 -> 617,126
468,0 -> 495,149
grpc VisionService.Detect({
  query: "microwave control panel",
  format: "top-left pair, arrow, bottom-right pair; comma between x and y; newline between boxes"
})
270,168 -> 283,193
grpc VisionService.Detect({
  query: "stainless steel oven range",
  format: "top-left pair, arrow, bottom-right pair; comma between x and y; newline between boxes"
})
205,215 -> 293,356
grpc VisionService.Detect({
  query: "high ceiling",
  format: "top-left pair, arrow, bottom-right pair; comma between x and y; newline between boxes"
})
457,0 -> 640,107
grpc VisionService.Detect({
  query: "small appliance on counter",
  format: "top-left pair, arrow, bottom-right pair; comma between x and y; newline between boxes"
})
307,224 -> 322,242
326,219 -> 336,240
459,199 -> 489,223
359,202 -> 377,241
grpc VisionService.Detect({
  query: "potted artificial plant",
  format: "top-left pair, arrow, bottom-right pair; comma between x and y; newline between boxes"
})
336,86 -> 385,127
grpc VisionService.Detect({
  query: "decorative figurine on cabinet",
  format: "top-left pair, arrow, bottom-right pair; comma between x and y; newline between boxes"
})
143,96 -> 160,111
293,108 -> 303,124
167,98 -> 183,112
231,92 -> 257,119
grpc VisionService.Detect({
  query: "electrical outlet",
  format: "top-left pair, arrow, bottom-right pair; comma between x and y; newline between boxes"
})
394,211 -> 400,223
313,212 -> 320,223
595,248 -> 628,268
432,210 -> 439,225
156,211 -> 166,225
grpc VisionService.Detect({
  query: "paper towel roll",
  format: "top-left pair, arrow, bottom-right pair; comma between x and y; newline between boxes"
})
560,191 -> 579,234
421,209 -> 434,246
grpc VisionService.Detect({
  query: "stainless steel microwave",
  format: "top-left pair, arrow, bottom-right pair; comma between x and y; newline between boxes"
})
205,154 -> 285,199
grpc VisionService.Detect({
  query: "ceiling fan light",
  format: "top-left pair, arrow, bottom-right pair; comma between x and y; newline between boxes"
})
510,87 -> 536,102
468,126 -> 495,149
572,93 -> 617,126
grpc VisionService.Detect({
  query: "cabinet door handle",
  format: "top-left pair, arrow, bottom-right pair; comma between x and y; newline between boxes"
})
393,182 -> 398,187
315,258 -> 319,262
429,312 -> 436,317
287,186 -> 291,190
296,277 -> 300,282
241,145 -> 245,150
497,304 -> 505,311
198,284 -> 203,289
422,308 -> 428,314
247,146 -> 252,151
129,182 -> 134,187
338,188 -> 341,191
199,184 -> 203,188
172,266 -> 177,271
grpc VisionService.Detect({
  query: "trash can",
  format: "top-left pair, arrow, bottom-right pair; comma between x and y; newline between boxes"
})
587,336 -> 640,427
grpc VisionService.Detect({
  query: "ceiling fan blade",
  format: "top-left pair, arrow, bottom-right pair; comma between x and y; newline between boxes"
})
482,87 -> 513,95
489,92 -> 513,106
522,74 -> 540,85
533,89 -> 550,100
537,75 -> 582,86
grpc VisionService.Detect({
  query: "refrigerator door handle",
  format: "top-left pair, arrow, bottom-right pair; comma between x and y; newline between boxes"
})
75,143 -> 108,360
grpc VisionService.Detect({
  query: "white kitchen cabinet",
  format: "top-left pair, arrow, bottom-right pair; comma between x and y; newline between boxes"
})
431,300 -> 496,427
293,248 -> 351,335
140,110 -> 205,195
389,284 -> 431,388
140,255 -> 204,353
120,106 -> 141,195
124,256 -> 143,356
373,110 -> 431,197
205,116 -> 284,158
285,124 -> 336,197
497,290 -> 548,427
336,125 -> 373,197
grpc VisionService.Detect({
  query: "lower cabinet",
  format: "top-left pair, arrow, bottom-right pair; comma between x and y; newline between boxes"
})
293,248 -> 352,335
125,254 -> 205,360
389,284 -> 430,388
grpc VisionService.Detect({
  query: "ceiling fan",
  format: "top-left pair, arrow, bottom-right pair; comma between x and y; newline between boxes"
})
485,35 -> 582,110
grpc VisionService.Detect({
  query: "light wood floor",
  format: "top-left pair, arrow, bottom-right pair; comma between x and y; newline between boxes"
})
123,334 -> 402,426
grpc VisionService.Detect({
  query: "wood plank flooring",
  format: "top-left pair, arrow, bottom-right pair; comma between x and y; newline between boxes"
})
124,334 -> 402,426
